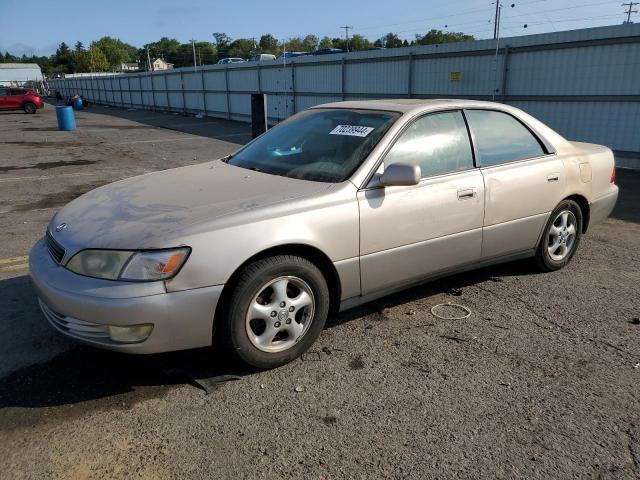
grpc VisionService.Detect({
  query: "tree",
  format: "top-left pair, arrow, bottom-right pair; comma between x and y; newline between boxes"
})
259,34 -> 279,54
74,41 -> 85,52
318,37 -> 333,49
302,35 -> 319,52
380,33 -> 403,49
212,32 -> 232,58
74,44 -> 109,72
415,29 -> 474,46
93,36 -> 137,70
227,38 -> 255,59
349,34 -> 373,51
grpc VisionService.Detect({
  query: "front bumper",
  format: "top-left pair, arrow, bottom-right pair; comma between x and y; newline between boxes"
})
29,238 -> 223,353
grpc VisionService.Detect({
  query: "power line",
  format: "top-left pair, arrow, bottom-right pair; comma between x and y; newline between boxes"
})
622,2 -> 639,23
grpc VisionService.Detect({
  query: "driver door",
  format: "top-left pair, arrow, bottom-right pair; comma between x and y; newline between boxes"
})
357,110 -> 484,295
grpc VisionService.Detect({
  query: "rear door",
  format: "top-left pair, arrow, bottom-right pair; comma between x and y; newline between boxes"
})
7,88 -> 25,109
464,109 -> 565,259
358,110 -> 484,295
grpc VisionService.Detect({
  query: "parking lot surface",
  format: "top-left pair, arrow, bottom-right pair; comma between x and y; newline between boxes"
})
0,103 -> 639,479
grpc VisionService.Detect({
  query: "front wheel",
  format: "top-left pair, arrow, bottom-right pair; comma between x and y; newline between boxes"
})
219,255 -> 330,369
535,200 -> 583,272
23,102 -> 37,114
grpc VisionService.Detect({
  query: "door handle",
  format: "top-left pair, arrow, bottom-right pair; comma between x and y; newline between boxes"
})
457,188 -> 476,200
547,173 -> 559,182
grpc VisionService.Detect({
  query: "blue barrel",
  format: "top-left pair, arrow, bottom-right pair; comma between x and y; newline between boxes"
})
72,97 -> 84,110
56,106 -> 76,131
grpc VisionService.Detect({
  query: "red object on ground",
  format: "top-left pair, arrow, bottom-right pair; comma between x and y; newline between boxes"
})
0,87 -> 45,113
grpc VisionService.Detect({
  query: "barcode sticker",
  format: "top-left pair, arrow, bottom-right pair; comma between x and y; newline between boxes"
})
329,125 -> 375,137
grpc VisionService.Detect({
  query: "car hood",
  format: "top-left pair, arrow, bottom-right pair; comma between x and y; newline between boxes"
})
50,160 -> 332,252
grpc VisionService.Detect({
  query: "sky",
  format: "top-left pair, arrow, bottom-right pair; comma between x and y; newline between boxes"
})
0,0 -> 633,56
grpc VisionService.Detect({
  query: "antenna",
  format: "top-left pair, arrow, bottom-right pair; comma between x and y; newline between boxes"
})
622,2 -> 639,23
341,25 -> 354,51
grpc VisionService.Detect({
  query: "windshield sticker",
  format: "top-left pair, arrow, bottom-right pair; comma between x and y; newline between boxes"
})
329,125 -> 375,137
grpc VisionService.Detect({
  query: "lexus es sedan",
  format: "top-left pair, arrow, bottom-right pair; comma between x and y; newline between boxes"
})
30,99 -> 618,368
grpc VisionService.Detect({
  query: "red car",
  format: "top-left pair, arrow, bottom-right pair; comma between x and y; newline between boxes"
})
0,87 -> 44,113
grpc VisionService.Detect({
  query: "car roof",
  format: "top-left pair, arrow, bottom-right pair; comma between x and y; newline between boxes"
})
311,98 -> 516,114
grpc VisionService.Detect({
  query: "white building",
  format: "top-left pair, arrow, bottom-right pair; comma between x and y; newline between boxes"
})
0,63 -> 43,86
152,58 -> 174,71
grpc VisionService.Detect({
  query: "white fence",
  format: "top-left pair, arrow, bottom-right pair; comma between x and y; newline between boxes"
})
49,24 -> 640,157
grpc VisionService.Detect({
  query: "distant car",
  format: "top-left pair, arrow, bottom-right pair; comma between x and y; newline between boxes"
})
50,73 -> 65,79
310,48 -> 344,55
0,87 -> 44,114
249,54 -> 276,62
217,58 -> 245,64
30,99 -> 618,370
277,51 -> 308,59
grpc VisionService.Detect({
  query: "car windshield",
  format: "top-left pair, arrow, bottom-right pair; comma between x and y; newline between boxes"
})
228,108 -> 399,183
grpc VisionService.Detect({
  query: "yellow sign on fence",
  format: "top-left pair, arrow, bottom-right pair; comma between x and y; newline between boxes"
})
450,71 -> 461,82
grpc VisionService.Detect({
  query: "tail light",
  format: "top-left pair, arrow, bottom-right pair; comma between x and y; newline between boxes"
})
610,166 -> 616,184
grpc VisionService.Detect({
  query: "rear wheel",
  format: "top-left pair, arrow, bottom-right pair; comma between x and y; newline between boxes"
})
535,199 -> 582,271
219,255 -> 330,369
23,102 -> 37,114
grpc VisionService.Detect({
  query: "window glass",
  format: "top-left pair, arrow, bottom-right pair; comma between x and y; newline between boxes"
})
228,109 -> 399,183
0,88 -> 8,96
10,88 -> 25,95
384,110 -> 474,177
466,109 -> 545,166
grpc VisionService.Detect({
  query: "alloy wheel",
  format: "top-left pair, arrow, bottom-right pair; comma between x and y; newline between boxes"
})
547,210 -> 577,261
245,276 -> 315,353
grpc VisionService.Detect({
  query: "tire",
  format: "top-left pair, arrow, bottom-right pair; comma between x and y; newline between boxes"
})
219,255 -> 330,369
23,102 -> 37,114
535,199 -> 583,272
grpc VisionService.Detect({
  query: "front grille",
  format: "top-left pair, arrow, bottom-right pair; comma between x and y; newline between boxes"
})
39,300 -> 110,340
46,230 -> 65,264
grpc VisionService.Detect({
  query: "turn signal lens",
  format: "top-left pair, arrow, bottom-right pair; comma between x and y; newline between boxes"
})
119,248 -> 190,281
610,166 -> 616,184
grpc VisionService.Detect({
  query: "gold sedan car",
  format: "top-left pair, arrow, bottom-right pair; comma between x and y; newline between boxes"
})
30,100 -> 618,368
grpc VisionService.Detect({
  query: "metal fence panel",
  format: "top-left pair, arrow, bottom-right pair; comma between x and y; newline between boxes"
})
47,23 -> 640,157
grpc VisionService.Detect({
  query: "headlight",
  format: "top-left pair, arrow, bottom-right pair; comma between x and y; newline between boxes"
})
66,247 -> 190,281
120,248 -> 190,281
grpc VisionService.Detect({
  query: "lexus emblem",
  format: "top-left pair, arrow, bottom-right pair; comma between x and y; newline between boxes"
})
55,223 -> 68,232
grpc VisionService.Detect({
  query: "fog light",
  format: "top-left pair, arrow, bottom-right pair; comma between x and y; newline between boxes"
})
108,324 -> 153,343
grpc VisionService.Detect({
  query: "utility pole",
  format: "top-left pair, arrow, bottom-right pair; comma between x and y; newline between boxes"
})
190,39 -> 197,71
146,46 -> 153,72
341,25 -> 353,51
622,2 -> 639,23
493,1 -> 501,39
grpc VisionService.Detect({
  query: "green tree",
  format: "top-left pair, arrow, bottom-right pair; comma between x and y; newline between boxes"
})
74,41 -> 85,52
227,38 -> 255,59
259,34 -> 279,54
318,37 -> 333,49
415,29 -> 474,45
212,32 -> 232,58
93,36 -> 137,70
302,35 -> 319,52
74,44 -> 109,72
380,33 -> 403,49
349,34 -> 372,51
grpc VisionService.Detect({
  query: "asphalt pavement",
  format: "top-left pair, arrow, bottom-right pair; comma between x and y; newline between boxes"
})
0,102 -> 638,479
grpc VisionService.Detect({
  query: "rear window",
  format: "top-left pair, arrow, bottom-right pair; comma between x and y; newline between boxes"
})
465,109 -> 545,166
10,89 -> 26,95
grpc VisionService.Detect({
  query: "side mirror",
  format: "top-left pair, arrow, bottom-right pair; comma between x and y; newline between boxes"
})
378,163 -> 421,187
